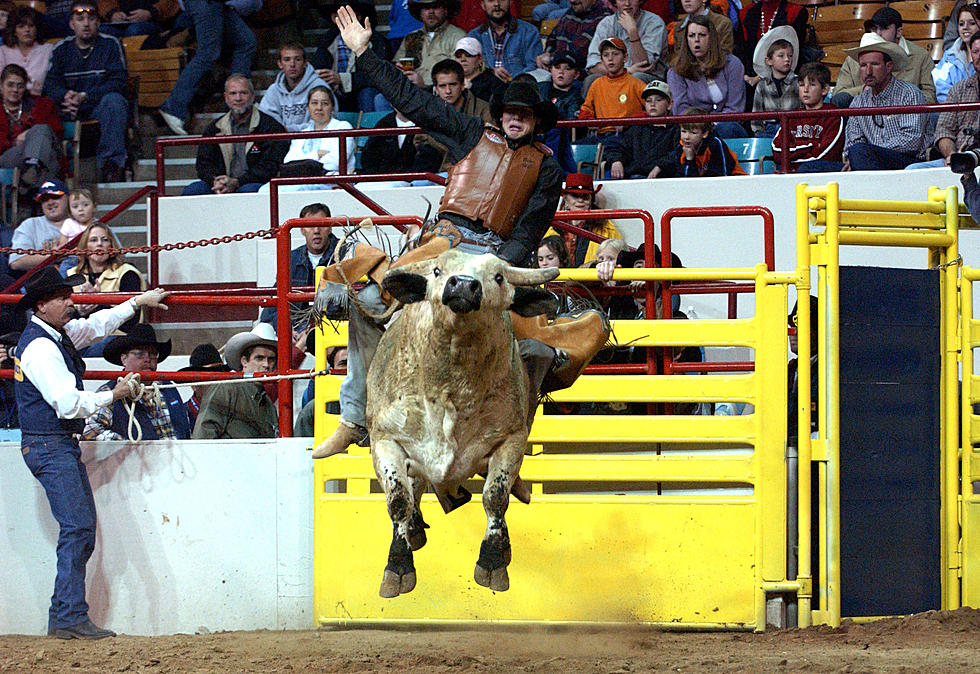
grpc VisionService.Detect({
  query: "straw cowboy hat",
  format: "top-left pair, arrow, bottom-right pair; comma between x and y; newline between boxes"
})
753,25 -> 800,79
103,323 -> 173,366
844,32 -> 908,71
16,267 -> 85,311
223,322 -> 277,371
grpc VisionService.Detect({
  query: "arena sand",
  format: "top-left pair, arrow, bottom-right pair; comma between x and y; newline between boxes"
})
2,607 -> 979,672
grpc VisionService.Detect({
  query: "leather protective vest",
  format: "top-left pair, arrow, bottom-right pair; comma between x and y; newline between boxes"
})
440,127 -> 548,238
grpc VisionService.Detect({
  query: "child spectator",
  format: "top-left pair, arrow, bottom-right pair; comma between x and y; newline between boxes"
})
772,62 -> 844,173
540,53 -> 584,121
605,78 -> 679,178
654,108 -> 746,177
577,37 -> 645,139
537,233 -> 571,269
57,187 -> 97,274
750,25 -> 799,137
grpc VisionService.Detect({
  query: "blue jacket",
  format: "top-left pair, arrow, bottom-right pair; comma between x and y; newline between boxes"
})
259,242 -> 338,326
933,39 -> 976,103
108,385 -> 191,440
468,17 -> 543,77
43,33 -> 127,117
14,321 -> 85,436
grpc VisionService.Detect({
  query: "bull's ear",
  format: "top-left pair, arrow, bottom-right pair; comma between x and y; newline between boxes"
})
510,287 -> 559,317
383,271 -> 428,304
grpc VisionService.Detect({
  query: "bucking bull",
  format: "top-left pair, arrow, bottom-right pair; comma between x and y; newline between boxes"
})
364,249 -> 559,597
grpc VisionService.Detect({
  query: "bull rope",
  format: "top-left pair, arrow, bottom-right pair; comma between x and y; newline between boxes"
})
116,369 -> 329,442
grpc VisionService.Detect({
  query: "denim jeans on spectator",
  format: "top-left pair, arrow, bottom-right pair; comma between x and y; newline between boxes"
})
796,160 -> 845,173
159,0 -> 256,121
905,158 -> 947,170
21,434 -> 97,630
181,180 -> 263,195
100,21 -> 160,39
373,93 -> 393,113
357,86 -> 382,112
847,142 -> 920,171
756,123 -> 780,138
713,121 -> 748,139
91,92 -> 129,169
532,0 -> 570,21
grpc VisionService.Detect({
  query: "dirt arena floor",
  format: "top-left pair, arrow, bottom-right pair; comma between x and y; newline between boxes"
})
2,608 -> 979,673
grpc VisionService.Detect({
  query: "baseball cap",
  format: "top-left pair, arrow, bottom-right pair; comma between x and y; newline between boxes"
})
35,179 -> 68,202
641,79 -> 671,100
454,37 -> 482,56
598,37 -> 627,53
551,52 -> 580,69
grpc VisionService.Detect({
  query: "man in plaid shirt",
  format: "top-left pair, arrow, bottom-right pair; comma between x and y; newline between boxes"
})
83,324 -> 191,441
535,0 -> 612,72
842,36 -> 927,171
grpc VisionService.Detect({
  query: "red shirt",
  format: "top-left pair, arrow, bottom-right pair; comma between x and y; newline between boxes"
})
0,95 -> 63,154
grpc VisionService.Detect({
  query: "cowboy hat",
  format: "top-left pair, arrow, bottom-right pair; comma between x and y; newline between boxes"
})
102,323 -> 172,366
408,0 -> 461,21
562,172 -> 601,195
16,267 -> 85,311
844,31 -> 908,71
753,25 -> 799,79
178,342 -> 231,372
490,79 -> 559,134
223,322 -> 277,371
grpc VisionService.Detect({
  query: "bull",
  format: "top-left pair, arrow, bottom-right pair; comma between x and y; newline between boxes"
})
366,249 -> 559,598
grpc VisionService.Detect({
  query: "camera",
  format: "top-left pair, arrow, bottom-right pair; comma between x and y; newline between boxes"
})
949,149 -> 980,175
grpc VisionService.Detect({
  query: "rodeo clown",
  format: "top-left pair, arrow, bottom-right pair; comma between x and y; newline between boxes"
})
312,5 -> 610,460
14,268 -> 169,639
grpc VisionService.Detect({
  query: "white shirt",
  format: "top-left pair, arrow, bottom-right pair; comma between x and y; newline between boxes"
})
18,300 -> 137,420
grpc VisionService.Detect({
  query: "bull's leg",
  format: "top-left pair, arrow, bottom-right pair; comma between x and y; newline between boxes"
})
474,446 -> 522,592
373,440 -> 417,598
406,474 -> 429,551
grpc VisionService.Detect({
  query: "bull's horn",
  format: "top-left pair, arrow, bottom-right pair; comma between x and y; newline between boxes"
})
503,265 -> 559,286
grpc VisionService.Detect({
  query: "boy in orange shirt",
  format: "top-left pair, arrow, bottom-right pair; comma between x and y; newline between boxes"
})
577,37 -> 646,142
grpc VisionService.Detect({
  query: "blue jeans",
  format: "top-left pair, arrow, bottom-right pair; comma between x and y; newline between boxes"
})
21,434 -> 97,630
181,179 -> 262,195
100,21 -> 159,39
713,121 -> 748,139
796,160 -> 845,173
847,142 -> 919,171
89,92 -> 129,169
357,87 -> 382,112
905,158 -> 946,170
160,0 -> 256,120
532,1 -> 569,20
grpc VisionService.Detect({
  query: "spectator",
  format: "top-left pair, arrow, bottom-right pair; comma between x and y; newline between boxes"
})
311,1 -> 390,113
535,0 -> 612,77
37,0 -> 73,39
787,295 -> 818,444
0,0 -> 11,32
44,1 -> 129,182
99,1 -> 163,39
83,324 -> 192,440
9,179 -> 69,272
258,41 -> 329,132
179,342 -> 231,429
182,75 -> 289,196
842,35 -> 927,171
654,108 -> 746,177
772,62 -> 844,173
0,7 -> 53,96
605,77 -> 678,178
56,187 -> 98,273
259,202 -> 339,327
386,0 -> 423,54
736,0 -> 808,79
833,7 -> 936,108
668,0 -> 732,56
454,0 -> 520,32
0,63 -> 63,194
667,14 -> 745,138
467,0 -> 542,83
0,329 -> 18,429
359,108 -> 419,181
157,0 -> 256,136
546,172 -> 622,266
750,25 -> 799,137
539,52 -> 584,120
911,33 -> 980,170
394,0 -> 466,88
537,233 -> 571,268
534,0 -> 570,23
933,3 -> 980,103
454,36 -> 505,102
577,37 -> 645,140
259,86 -> 355,192
586,0 -> 666,86
944,0 -> 971,51
192,323 -> 279,439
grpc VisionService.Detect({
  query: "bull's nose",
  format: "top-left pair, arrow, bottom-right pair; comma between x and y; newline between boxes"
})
442,275 -> 482,313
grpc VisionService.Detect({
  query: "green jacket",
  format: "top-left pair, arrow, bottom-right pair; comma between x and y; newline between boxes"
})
191,381 -> 278,439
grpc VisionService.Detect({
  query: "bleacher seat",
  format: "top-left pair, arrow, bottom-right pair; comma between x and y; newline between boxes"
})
358,111 -> 388,128
0,168 -> 17,224
727,137 -> 775,175
572,143 -> 601,176
334,111 -> 360,127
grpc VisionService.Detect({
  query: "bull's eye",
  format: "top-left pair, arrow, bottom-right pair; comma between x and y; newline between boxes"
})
495,273 -> 504,285
433,267 -> 441,277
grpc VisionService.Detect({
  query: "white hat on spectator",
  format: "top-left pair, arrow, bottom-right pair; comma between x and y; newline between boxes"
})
843,31 -> 908,71
224,322 -> 277,371
454,37 -> 482,56
752,26 -> 799,79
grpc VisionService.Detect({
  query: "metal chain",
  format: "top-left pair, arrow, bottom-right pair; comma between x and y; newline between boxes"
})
0,226 -> 279,257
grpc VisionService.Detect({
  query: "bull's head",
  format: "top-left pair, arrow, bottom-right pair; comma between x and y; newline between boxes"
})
383,250 -> 559,317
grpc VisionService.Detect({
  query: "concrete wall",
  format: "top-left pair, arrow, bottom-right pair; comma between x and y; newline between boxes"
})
0,438 -> 314,636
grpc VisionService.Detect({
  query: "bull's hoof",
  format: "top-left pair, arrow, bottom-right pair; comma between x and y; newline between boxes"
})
407,510 -> 429,551
474,564 -> 509,592
379,569 -> 417,598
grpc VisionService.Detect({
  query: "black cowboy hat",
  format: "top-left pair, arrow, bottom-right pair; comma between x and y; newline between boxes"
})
618,243 -> 683,269
16,267 -> 86,311
103,323 -> 172,366
178,342 -> 231,372
408,0 -> 461,21
490,79 -> 559,134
